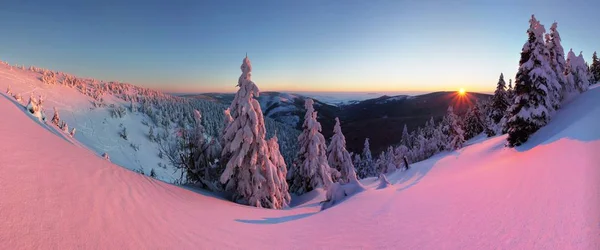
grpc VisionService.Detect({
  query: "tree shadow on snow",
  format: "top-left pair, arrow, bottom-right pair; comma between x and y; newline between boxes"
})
516,87 -> 600,152
235,212 -> 318,225
0,93 -> 73,145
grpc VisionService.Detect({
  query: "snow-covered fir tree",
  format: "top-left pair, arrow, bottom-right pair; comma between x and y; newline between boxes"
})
464,103 -> 484,140
266,134 -> 291,209
327,118 -> 358,184
51,107 -> 60,126
486,73 -> 510,136
506,15 -> 555,147
62,122 -> 69,133
374,151 -> 386,174
356,138 -> 376,178
545,22 -> 567,104
288,99 -> 337,195
565,50 -> 590,95
507,79 -> 514,101
445,106 -> 465,150
26,94 -> 45,120
219,55 -> 290,209
590,51 -> 600,84
400,124 -> 411,148
352,153 -> 362,175
383,146 -> 397,174
6,85 -> 11,95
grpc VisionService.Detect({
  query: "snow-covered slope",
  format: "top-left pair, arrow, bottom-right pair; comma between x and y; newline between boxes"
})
2,81 -> 598,248
0,65 -> 176,181
0,64 -> 300,182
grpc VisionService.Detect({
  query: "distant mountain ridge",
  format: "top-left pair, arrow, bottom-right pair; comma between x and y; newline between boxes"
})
182,91 -> 492,154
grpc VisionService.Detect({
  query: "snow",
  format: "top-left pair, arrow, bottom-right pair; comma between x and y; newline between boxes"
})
0,63 -> 176,182
1,67 -> 599,248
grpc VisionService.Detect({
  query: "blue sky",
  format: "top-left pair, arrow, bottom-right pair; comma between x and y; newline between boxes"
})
1,0 -> 598,93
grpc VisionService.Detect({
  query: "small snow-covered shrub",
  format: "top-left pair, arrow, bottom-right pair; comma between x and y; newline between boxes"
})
321,179 -> 366,210
130,143 -> 139,151
13,93 -> 22,102
6,85 -> 11,95
102,153 -> 110,161
70,127 -> 76,137
61,122 -> 69,133
26,94 -> 46,121
376,173 -> 392,189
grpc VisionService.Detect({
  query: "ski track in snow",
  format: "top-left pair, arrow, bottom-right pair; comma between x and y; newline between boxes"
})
0,64 -> 599,249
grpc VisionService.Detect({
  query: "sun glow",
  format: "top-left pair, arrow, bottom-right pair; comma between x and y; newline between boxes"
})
459,88 -> 466,95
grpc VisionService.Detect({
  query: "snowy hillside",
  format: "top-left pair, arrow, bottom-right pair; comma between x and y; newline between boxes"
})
1,71 -> 598,248
0,63 -> 299,183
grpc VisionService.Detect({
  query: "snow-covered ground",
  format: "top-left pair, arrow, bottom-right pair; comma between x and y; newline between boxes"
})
1,70 -> 598,248
0,65 -> 178,182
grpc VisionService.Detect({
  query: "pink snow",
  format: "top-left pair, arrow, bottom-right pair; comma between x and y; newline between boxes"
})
1,85 -> 599,249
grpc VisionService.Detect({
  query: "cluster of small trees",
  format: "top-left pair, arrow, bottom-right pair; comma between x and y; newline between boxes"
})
353,105 -> 466,179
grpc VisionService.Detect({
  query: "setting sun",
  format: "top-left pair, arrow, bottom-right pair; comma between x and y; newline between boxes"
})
459,88 -> 466,95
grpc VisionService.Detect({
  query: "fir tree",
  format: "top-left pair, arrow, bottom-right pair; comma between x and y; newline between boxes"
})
374,151 -> 386,174
352,153 -> 362,178
51,107 -> 60,126
400,124 -> 411,148
327,118 -> 358,184
383,146 -> 397,174
288,99 -> 337,195
544,22 -> 567,105
486,73 -> 510,136
356,138 -> 375,178
464,104 -> 484,140
506,15 -> 554,147
445,106 -> 465,150
564,50 -> 591,96
590,51 -> 600,84
266,134 -> 292,209
507,79 -> 514,101
219,55 -> 289,208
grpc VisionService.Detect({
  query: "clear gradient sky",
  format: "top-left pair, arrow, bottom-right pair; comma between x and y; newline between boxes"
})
1,0 -> 598,93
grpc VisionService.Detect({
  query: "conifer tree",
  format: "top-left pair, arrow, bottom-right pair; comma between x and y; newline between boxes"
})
383,146 -> 397,174
51,107 -> 60,126
590,51 -> 600,84
327,118 -> 358,184
374,151 -> 386,174
219,55 -> 290,208
288,99 -> 337,195
545,22 -> 567,105
352,153 -> 362,178
506,15 -> 554,147
486,73 -> 510,136
266,134 -> 291,209
400,124 -> 411,148
507,79 -> 514,101
464,104 -> 484,139
356,138 -> 375,178
445,106 -> 465,150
